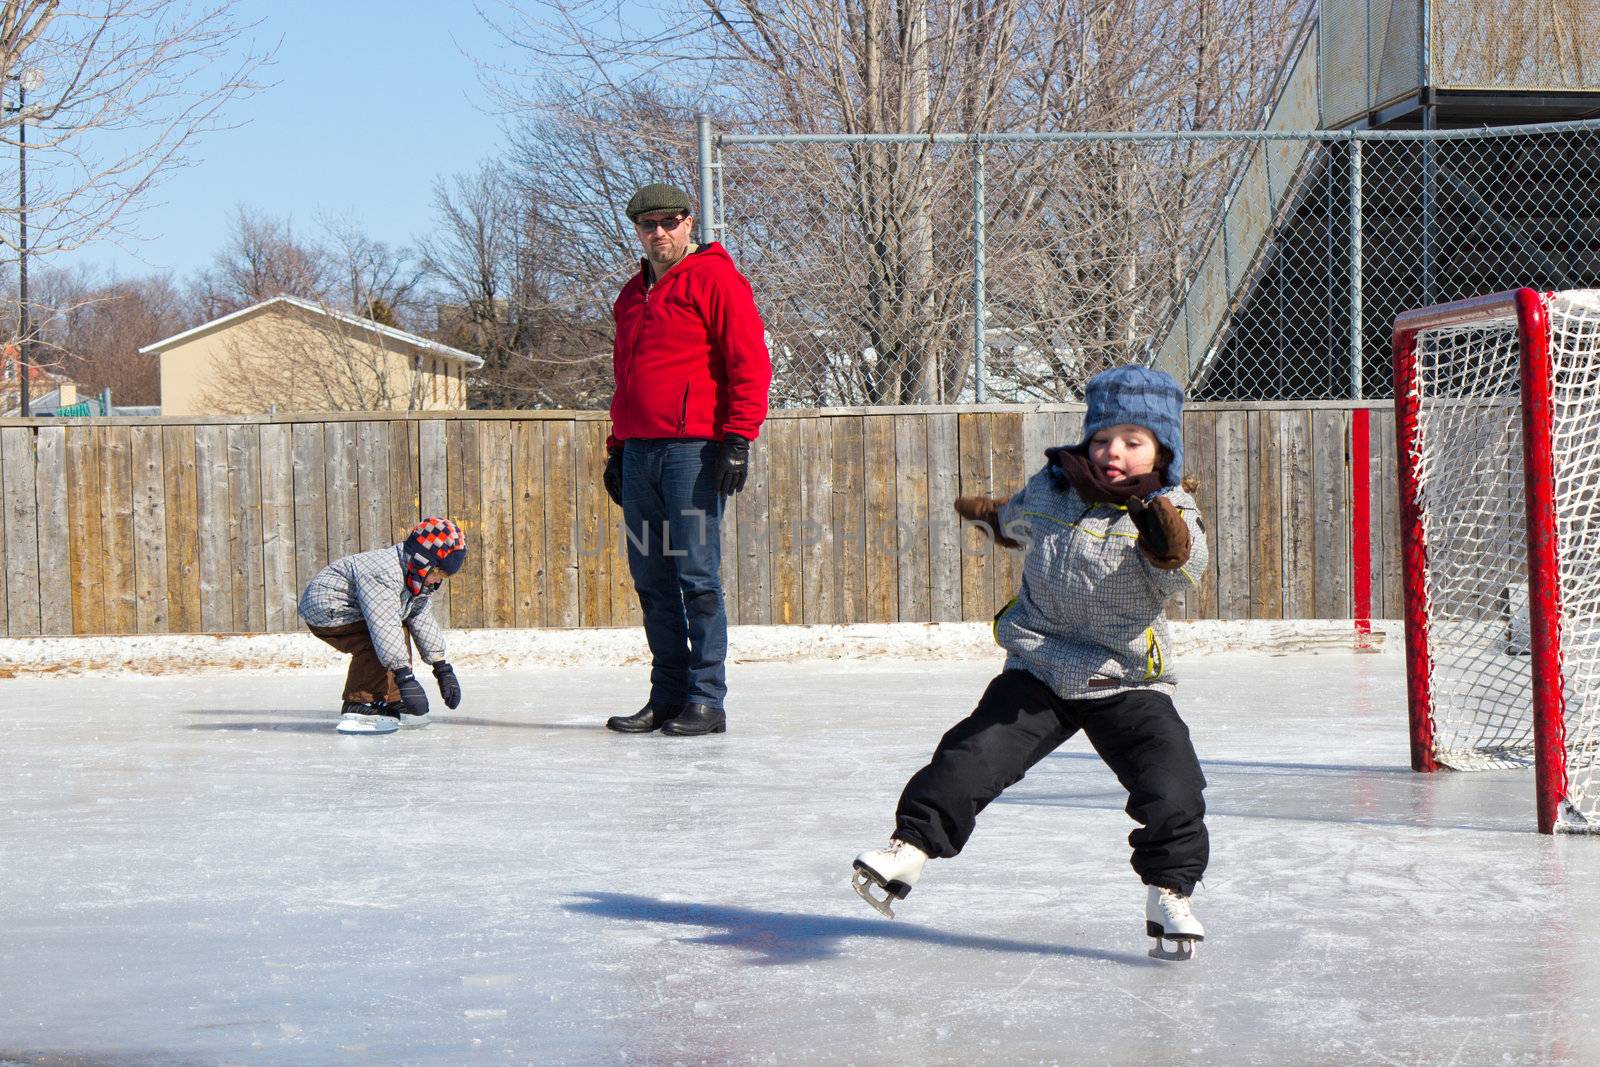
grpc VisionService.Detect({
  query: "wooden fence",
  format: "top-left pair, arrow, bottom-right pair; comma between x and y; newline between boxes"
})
0,402 -> 1401,638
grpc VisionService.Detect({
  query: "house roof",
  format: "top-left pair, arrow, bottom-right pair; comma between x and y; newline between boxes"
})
136,295 -> 486,368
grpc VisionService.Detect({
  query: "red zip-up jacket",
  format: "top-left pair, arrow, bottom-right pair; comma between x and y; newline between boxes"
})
607,242 -> 772,450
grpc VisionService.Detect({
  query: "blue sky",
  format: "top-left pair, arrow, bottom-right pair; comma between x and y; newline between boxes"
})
61,0 -> 518,281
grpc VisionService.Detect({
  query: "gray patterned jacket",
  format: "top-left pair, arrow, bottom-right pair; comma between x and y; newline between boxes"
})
995,468 -> 1208,701
297,544 -> 447,670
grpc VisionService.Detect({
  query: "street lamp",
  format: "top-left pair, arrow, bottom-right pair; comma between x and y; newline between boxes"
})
7,66 -> 42,417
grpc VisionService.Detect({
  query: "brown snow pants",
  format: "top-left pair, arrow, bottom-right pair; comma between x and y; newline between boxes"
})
308,622 -> 411,704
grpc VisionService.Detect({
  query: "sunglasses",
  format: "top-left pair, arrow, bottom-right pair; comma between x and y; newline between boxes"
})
634,214 -> 688,233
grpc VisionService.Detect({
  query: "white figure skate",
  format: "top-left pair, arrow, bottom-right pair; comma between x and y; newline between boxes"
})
336,702 -> 401,735
851,839 -> 928,918
1146,884 -> 1205,960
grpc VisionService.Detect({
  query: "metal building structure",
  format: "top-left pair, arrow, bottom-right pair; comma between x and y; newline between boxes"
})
1151,0 -> 1600,401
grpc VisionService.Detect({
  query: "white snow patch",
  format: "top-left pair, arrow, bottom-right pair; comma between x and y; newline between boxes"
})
0,620 -> 1399,677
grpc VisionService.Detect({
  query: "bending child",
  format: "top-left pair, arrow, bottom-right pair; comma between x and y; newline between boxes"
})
298,517 -> 468,735
850,365 -> 1212,960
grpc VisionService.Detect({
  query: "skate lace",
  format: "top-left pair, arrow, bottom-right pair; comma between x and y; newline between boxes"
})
1158,888 -> 1194,921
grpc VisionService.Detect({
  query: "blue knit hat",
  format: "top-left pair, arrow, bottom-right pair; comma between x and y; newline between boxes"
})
1077,365 -> 1185,487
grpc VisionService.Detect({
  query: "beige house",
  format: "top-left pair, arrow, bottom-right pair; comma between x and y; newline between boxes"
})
140,295 -> 485,416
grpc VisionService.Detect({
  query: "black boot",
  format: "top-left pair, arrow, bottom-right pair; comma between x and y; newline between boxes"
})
606,702 -> 678,733
660,702 -> 726,736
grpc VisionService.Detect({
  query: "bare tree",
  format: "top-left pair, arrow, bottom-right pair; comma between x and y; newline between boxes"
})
481,0 -> 1309,404
322,211 -> 428,329
188,206 -> 332,319
0,2 -> 269,262
27,264 -> 187,404
421,156 -> 613,408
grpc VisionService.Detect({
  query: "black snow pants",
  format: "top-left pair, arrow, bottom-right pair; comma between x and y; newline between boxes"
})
893,668 -> 1209,895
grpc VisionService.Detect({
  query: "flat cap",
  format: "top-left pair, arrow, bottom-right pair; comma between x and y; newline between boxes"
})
626,183 -> 694,221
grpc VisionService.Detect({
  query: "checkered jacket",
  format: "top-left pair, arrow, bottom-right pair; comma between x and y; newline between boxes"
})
297,543 -> 447,670
995,467 -> 1208,701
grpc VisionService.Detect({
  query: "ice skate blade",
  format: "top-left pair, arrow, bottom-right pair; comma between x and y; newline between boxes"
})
336,720 -> 398,735
1148,937 -> 1199,961
850,867 -> 904,919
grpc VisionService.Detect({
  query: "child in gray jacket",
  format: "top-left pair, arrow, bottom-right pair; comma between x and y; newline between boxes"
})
299,517 -> 468,735
850,365 -> 1212,960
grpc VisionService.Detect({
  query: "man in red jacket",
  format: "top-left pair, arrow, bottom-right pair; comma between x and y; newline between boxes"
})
602,183 -> 773,737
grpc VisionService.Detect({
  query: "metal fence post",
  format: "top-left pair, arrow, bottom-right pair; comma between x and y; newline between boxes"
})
697,113 -> 715,245
972,140 -> 987,403
1349,138 -> 1364,401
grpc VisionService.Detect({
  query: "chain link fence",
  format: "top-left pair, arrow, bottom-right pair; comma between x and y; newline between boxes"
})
707,121 -> 1600,405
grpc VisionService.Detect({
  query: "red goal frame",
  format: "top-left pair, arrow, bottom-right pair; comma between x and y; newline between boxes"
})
1392,287 -> 1568,834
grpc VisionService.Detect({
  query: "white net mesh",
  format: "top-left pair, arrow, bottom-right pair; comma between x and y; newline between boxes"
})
1412,316 -> 1533,770
1548,291 -> 1600,826
1408,290 -> 1600,829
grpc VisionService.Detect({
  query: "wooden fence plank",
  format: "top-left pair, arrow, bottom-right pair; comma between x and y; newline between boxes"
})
446,419 -> 485,629
1213,410 -> 1251,620
193,425 -> 230,633
291,423 -> 328,594
1,428 -> 40,635
1282,411 -> 1316,620
418,420 -> 449,625
957,412 -> 995,622
571,421 -> 609,629
479,420 -> 515,628
1249,410 -> 1284,619
766,419 -> 803,625
35,427 -> 71,635
131,426 -> 170,634
990,412 -> 1026,610
101,425 -> 137,635
162,426 -> 201,634
1313,409 -> 1350,620
543,420 -> 579,628
512,421 -> 548,628
927,413 -> 962,622
1184,411 -> 1220,620
389,420 -> 419,541
356,421 -> 391,552
226,423 -> 265,632
831,416 -> 866,624
894,414 -> 930,623
66,426 -> 104,634
719,442 -> 742,627
800,417 -> 836,625
737,430 -> 773,626
324,422 -> 359,562
863,415 -> 897,623
259,424 -> 296,632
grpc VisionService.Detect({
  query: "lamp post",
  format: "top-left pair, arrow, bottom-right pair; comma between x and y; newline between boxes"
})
8,67 -> 42,417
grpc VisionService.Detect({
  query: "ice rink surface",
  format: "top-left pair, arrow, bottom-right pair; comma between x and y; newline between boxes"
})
3,646 -> 1599,1066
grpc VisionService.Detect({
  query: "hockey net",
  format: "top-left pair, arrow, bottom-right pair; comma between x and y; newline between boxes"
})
1395,289 -> 1600,834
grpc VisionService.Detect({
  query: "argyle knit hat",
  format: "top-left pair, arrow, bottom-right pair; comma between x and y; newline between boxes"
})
1077,365 -> 1186,487
625,183 -> 694,221
403,517 -> 467,595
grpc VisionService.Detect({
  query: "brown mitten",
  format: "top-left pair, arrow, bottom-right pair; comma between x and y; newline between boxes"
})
954,495 -> 1020,549
1125,494 -> 1191,569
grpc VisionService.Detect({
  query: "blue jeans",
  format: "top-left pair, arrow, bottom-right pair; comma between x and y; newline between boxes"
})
620,439 -> 728,711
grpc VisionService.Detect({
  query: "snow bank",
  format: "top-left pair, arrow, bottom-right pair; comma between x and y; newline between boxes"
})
0,620 -> 1399,678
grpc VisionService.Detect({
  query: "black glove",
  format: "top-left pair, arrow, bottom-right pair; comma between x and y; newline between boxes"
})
1125,494 -> 1191,570
603,446 -> 624,507
715,434 -> 750,496
391,666 -> 430,716
433,661 -> 462,710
